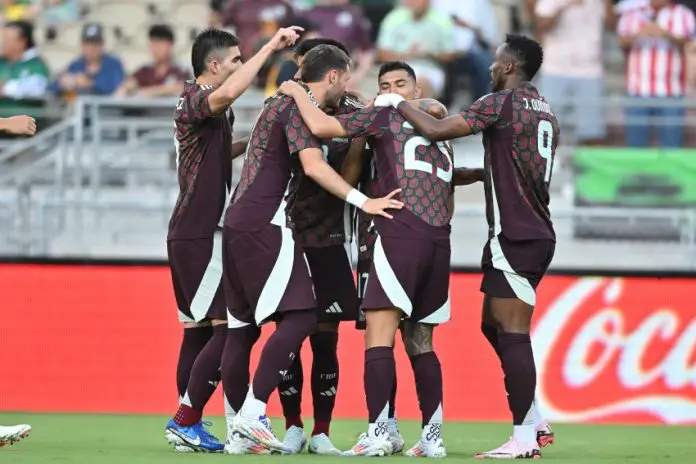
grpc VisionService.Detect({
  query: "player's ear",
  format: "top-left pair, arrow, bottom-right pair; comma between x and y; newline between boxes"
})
414,84 -> 423,99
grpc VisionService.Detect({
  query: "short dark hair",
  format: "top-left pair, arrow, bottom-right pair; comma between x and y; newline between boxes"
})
191,28 -> 241,77
149,24 -> 175,43
5,20 -> 34,50
504,33 -> 544,80
378,61 -> 416,82
300,44 -> 351,83
282,17 -> 317,40
294,38 -> 350,59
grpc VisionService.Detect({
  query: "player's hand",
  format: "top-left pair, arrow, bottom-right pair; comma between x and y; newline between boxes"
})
266,26 -> 304,51
374,93 -> 405,108
277,79 -> 304,97
362,188 -> 404,219
2,115 -> 36,136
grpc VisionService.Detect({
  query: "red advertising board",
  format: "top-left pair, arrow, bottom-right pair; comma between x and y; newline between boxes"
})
0,264 -> 694,424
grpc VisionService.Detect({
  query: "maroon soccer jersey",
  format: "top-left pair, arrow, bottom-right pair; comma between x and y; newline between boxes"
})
225,95 -> 322,232
286,96 -> 363,248
169,81 -> 234,240
336,106 -> 454,244
304,5 -> 372,53
460,83 -> 559,242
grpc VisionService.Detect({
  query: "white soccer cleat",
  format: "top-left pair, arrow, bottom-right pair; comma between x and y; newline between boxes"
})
231,414 -> 289,453
308,433 -> 341,455
0,424 -> 31,447
536,422 -> 555,448
405,438 -> 447,458
475,437 -> 541,459
281,425 -> 307,454
341,432 -> 393,457
388,428 -> 405,454
224,433 -> 272,455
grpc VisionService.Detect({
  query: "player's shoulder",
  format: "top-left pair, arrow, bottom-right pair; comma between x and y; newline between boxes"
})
473,89 -> 513,107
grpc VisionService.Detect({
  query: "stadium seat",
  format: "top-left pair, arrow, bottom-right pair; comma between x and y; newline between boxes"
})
41,46 -> 79,75
171,3 -> 210,29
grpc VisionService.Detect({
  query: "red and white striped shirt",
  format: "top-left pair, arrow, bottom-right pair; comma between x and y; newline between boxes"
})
617,4 -> 696,97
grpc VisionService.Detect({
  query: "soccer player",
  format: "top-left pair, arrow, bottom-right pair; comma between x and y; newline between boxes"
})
220,44 -> 402,454
273,38 -> 366,456
164,26 -> 303,453
277,81 -> 455,458
0,115 -> 36,449
377,34 -> 559,459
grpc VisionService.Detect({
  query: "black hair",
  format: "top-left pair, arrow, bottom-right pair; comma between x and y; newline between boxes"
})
281,17 -> 318,40
294,38 -> 350,59
299,44 -> 351,83
191,28 -> 241,77
5,20 -> 35,50
504,33 -> 544,80
149,24 -> 175,43
378,61 -> 416,82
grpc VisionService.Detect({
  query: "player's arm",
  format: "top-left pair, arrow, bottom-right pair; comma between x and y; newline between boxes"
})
453,167 -> 484,186
231,136 -> 249,160
278,81 -> 347,138
340,138 -> 369,186
0,115 -> 36,136
394,100 -> 472,141
206,26 -> 303,115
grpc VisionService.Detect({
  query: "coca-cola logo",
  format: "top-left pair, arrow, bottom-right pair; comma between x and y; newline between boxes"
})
533,277 -> 696,424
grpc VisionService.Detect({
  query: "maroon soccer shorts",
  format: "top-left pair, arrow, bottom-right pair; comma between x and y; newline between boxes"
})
222,224 -> 316,327
480,234 -> 556,307
362,235 -> 451,324
304,244 -> 359,323
167,233 -> 227,323
355,257 -> 371,330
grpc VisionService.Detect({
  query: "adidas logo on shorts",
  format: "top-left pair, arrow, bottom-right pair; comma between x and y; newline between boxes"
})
326,303 -> 343,314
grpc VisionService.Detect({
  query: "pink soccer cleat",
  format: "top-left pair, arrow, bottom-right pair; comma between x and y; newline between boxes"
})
536,422 -> 555,448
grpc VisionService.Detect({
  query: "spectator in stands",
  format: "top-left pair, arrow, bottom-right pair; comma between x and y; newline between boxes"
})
264,17 -> 319,96
304,0 -> 375,89
377,0 -> 455,98
433,0 -> 497,105
617,0 -> 696,147
35,0 -> 78,23
49,23 -> 125,97
0,20 -> 49,99
535,0 -> 615,146
115,25 -> 189,98
220,0 -> 295,59
353,0 -> 397,43
2,0 -> 33,21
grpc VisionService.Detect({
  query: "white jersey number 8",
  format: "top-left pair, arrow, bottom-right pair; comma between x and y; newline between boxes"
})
537,120 -> 554,183
404,136 -> 453,183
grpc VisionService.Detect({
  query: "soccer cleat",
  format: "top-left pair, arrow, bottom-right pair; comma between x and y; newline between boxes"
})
165,420 -> 224,453
405,438 -> 448,458
224,432 -> 272,455
388,428 -> 405,454
282,425 -> 307,454
474,437 -> 541,459
0,424 -> 31,447
231,414 -> 289,453
536,422 -> 555,448
308,433 -> 341,455
341,432 -> 393,457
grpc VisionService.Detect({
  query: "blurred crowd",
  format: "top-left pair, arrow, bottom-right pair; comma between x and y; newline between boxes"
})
0,0 -> 695,146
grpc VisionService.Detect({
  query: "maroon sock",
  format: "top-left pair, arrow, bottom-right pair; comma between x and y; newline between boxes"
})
185,324 -> 227,412
174,403 -> 203,427
409,352 -> 443,429
251,310 -> 317,403
176,326 -> 213,399
278,353 -> 304,430
388,371 -> 397,420
364,347 -> 395,423
221,325 -> 261,413
498,332 -> 536,425
481,324 -> 502,363
310,331 -> 339,436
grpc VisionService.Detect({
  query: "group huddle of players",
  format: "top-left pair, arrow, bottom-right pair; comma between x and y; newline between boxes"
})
164,24 -> 560,460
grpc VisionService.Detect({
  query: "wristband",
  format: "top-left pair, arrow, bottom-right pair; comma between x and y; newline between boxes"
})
346,188 -> 368,210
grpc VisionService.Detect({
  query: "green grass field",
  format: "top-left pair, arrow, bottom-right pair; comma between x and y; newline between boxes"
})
1,413 -> 693,463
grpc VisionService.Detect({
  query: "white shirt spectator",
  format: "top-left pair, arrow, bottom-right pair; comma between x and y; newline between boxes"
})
536,0 -> 605,78
431,0 -> 499,52
617,3 -> 696,97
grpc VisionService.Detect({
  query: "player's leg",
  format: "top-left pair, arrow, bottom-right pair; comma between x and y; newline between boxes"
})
277,345 -> 306,453
0,424 -> 31,447
231,225 -> 317,452
401,322 -> 446,458
481,298 -> 553,449
475,237 -> 554,459
386,333 -> 403,453
165,238 -> 226,452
